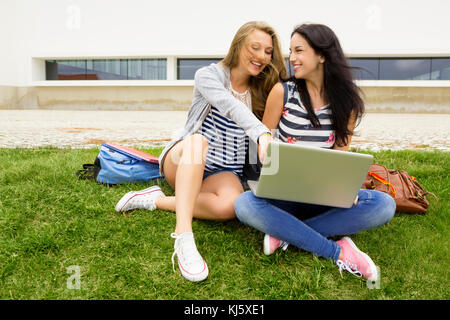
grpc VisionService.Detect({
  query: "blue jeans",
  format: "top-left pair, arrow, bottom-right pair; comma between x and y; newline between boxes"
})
234,189 -> 396,261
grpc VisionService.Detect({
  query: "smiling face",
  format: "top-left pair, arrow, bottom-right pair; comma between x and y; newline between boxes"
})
289,32 -> 325,80
237,29 -> 273,77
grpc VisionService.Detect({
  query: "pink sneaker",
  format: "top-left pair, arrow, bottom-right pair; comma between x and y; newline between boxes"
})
335,237 -> 379,281
263,234 -> 289,256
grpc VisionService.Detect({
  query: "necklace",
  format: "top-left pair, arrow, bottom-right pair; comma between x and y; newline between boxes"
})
228,85 -> 251,109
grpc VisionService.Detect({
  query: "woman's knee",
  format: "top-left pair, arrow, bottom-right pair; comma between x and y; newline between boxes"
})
182,134 -> 209,165
234,191 -> 257,223
376,191 -> 396,224
214,199 -> 237,221
169,134 -> 208,167
185,134 -> 209,151
362,190 -> 396,227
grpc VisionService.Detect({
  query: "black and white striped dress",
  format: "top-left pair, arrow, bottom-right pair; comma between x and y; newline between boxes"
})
198,87 -> 251,176
277,81 -> 335,148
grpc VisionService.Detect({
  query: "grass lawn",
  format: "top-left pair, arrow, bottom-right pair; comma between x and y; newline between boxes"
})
0,147 -> 448,300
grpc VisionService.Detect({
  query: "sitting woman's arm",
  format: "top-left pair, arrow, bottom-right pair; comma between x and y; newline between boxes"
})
262,82 -> 284,132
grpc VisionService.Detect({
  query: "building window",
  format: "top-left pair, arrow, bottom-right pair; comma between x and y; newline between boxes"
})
379,58 -> 431,80
285,58 -> 294,77
348,58 -> 379,80
46,60 -> 87,80
431,58 -> 450,80
88,59 -> 128,80
46,59 -> 166,80
45,57 -> 450,81
177,59 -> 222,80
127,59 -> 166,80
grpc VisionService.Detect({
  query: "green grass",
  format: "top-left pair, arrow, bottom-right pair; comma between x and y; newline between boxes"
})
0,147 -> 448,300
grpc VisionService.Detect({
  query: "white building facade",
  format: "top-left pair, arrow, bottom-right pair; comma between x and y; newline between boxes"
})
1,0 -> 449,112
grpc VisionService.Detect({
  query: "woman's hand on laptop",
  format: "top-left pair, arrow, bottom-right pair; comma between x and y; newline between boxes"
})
258,132 -> 272,164
353,195 -> 359,206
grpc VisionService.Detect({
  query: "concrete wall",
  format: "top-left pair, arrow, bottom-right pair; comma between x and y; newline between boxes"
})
1,84 -> 449,113
0,85 -> 194,111
360,86 -> 450,113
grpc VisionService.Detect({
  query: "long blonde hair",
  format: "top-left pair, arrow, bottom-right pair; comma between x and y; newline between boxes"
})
221,21 -> 287,120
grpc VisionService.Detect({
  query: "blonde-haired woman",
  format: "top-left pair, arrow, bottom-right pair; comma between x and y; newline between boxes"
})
115,21 -> 287,282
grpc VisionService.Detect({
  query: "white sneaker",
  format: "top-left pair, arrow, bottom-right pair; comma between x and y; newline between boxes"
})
115,186 -> 164,212
263,234 -> 289,256
171,232 -> 209,282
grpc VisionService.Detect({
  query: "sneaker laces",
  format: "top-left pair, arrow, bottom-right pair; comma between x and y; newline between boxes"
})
280,241 -> 289,251
336,260 -> 362,278
170,233 -> 202,273
130,195 -> 156,211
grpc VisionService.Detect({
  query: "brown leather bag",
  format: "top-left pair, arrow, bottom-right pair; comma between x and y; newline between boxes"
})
361,164 -> 438,214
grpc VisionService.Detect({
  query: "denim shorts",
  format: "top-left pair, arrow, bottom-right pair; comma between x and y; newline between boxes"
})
202,169 -> 241,181
202,170 -> 249,190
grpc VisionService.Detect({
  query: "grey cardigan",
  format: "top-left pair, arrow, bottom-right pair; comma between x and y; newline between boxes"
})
158,63 -> 270,175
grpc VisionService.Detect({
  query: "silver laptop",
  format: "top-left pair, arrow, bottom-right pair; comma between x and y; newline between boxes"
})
247,141 -> 373,208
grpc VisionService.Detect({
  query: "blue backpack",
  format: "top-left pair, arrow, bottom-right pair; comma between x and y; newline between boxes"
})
77,142 -> 163,185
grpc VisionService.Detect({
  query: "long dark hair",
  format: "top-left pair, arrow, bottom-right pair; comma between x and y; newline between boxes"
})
288,24 -> 365,147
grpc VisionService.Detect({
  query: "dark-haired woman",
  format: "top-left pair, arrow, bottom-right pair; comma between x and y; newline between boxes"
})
234,24 -> 395,282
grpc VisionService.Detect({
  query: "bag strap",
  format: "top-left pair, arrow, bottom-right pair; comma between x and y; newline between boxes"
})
76,159 -> 100,181
423,191 -> 440,210
76,164 -> 95,180
410,175 -> 439,210
368,171 -> 396,198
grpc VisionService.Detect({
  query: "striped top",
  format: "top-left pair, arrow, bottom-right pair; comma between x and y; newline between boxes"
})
197,87 -> 251,175
277,81 -> 335,148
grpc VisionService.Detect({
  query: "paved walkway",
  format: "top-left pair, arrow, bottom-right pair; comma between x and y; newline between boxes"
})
0,110 -> 449,151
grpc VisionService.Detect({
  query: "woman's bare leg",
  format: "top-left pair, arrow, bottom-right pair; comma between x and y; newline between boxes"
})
157,134 -> 244,283
162,134 -> 208,234
156,172 -> 243,220
159,135 -> 244,233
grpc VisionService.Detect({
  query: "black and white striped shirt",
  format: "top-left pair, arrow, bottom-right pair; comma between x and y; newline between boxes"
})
197,85 -> 251,176
277,81 -> 335,148
199,106 -> 249,175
